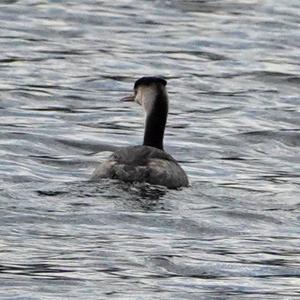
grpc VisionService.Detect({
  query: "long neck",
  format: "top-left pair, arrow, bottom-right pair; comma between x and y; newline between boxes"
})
143,89 -> 168,150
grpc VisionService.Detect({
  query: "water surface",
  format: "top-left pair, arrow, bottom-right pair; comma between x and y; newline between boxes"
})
0,0 -> 299,299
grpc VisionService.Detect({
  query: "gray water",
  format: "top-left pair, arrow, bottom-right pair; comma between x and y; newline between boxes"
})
0,0 -> 300,299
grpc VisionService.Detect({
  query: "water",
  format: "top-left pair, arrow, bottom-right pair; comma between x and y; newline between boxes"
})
0,0 -> 299,298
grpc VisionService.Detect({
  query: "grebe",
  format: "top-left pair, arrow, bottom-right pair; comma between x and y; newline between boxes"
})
91,77 -> 189,189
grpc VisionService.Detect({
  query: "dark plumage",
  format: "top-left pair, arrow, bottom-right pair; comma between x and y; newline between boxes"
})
91,145 -> 188,189
134,77 -> 167,89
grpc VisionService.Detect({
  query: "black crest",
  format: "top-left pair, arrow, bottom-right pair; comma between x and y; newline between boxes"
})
134,77 -> 167,89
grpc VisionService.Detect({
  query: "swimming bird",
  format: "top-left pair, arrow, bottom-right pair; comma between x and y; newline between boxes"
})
91,76 -> 189,189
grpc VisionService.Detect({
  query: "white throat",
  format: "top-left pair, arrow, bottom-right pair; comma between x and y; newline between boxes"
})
135,85 -> 167,116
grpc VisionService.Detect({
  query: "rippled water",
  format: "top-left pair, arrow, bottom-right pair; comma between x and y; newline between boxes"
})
1,0 -> 300,299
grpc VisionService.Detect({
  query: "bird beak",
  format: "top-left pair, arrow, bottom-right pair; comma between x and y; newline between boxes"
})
120,95 -> 135,102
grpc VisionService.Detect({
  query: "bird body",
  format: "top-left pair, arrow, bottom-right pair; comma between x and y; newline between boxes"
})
92,77 -> 189,189
91,145 -> 188,189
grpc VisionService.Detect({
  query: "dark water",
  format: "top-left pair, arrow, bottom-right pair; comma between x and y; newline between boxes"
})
1,0 -> 300,299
